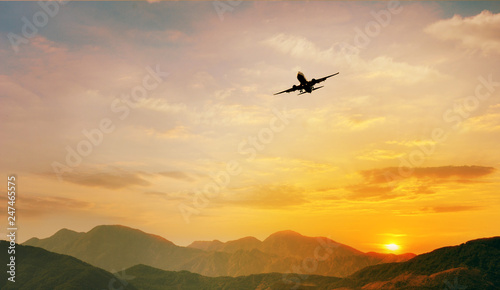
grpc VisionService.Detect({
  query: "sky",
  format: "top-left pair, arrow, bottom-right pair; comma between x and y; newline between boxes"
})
1,0 -> 500,255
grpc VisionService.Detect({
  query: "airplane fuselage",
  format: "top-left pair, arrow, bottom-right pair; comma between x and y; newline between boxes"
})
297,72 -> 314,93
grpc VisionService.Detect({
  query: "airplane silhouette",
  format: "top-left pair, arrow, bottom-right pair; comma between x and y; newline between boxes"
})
274,71 -> 339,95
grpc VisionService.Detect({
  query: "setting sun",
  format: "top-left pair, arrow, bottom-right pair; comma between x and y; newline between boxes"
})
385,244 -> 400,251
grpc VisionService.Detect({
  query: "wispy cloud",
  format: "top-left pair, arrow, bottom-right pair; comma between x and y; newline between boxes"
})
399,205 -> 484,216
264,33 -> 444,83
386,140 -> 437,148
135,98 -> 187,114
63,169 -> 151,189
360,165 -> 496,184
145,126 -> 196,140
158,171 -> 195,182
222,184 -> 308,209
336,115 -> 386,131
143,191 -> 186,201
357,149 -> 405,161
0,195 -> 93,218
346,166 -> 496,201
346,184 -> 400,200
426,10 -> 500,55
427,205 -> 483,213
462,113 -> 500,132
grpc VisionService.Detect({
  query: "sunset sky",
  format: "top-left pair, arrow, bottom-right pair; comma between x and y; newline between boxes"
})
1,1 -> 500,255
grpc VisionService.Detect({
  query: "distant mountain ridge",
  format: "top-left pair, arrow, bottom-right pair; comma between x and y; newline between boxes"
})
23,225 -> 415,278
123,236 -> 500,289
188,229 -> 410,260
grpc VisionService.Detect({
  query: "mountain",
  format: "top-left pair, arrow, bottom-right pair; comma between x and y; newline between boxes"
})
0,241 -> 137,290
24,225 -> 414,278
347,236 -> 500,289
24,225 -> 204,272
23,228 -> 85,253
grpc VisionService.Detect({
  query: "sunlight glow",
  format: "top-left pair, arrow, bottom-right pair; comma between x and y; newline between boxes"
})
385,243 -> 400,251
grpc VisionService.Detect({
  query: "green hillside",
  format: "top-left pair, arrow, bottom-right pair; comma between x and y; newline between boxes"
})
0,241 -> 137,290
124,264 -> 342,290
349,236 -> 500,289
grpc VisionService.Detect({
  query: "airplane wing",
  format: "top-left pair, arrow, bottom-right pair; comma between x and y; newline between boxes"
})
311,72 -> 339,85
273,86 -> 300,95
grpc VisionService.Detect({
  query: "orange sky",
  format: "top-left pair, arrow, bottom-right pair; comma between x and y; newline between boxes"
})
1,1 -> 500,255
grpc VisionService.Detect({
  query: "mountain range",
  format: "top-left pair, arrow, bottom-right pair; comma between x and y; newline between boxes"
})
122,236 -> 500,289
23,225 -> 414,277
3,233 -> 500,289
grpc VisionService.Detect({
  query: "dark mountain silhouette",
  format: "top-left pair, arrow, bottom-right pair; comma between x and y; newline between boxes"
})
123,264 -> 342,290
0,241 -> 137,290
24,225 -> 414,278
347,236 -> 500,289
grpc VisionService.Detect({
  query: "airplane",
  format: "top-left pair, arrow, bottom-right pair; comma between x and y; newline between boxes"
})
274,71 -> 339,95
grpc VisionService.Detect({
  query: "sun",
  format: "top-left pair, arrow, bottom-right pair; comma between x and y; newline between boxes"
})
385,243 -> 400,251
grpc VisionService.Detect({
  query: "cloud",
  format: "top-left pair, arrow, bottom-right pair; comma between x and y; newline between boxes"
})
222,184 -> 308,209
361,165 -> 496,184
386,139 -> 437,148
126,29 -> 193,45
428,205 -> 483,213
462,113 -> 500,132
255,157 -> 338,174
264,33 -> 340,64
357,149 -> 405,161
136,98 -> 187,114
145,126 -> 196,140
63,169 -> 151,189
143,191 -> 186,200
346,184 -> 400,200
264,33 -> 444,83
158,171 -> 195,182
345,165 -> 496,201
143,191 -> 166,197
425,10 -> 500,55
0,195 -> 93,218
304,109 -> 388,133
336,115 -> 386,131
400,205 -> 484,216
190,102 -> 269,127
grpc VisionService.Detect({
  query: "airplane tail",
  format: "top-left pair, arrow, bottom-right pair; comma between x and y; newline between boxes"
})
312,86 -> 324,91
